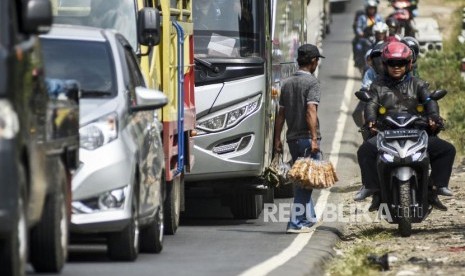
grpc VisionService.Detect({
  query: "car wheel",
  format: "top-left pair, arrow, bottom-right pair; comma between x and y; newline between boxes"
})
164,173 -> 182,235
0,164 -> 27,276
30,159 -> 68,273
107,194 -> 139,261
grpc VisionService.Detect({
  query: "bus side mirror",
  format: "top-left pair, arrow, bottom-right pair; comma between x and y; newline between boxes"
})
137,8 -> 161,47
22,0 -> 53,34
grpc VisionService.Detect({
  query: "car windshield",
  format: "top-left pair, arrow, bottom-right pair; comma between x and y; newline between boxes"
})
51,0 -> 138,50
193,0 -> 263,59
41,39 -> 116,98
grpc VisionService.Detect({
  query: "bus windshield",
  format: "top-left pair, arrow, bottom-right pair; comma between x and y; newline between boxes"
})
193,0 -> 264,59
52,0 -> 138,50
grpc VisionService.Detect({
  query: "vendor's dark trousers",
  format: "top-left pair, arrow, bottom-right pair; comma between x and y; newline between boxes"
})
357,136 -> 456,190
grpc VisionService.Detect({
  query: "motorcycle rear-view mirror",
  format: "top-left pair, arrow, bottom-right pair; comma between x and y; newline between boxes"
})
355,90 -> 372,102
429,89 -> 447,101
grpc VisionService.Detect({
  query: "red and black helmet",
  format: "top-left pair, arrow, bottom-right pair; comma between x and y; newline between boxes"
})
382,41 -> 413,63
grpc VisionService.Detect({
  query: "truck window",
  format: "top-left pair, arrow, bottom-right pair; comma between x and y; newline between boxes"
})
52,0 -> 138,50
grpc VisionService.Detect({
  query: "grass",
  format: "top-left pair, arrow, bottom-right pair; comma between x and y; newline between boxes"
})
326,226 -> 394,276
418,2 -> 465,156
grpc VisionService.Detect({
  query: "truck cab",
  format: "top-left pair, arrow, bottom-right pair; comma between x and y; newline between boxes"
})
0,0 -> 79,275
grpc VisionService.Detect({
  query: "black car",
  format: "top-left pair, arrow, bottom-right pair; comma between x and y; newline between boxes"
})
0,1 -> 79,275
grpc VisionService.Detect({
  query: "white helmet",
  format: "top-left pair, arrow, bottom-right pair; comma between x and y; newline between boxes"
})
365,0 -> 379,8
373,22 -> 389,34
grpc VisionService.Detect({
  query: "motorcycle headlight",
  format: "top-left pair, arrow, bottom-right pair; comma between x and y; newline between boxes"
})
0,100 -> 19,140
382,152 -> 395,162
411,151 -> 423,162
196,94 -> 261,133
80,113 -> 118,150
72,186 -> 128,214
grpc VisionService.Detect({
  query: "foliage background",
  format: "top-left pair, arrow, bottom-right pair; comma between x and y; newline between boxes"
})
418,0 -> 465,156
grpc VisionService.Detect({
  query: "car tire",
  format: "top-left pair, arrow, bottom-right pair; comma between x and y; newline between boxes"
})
107,193 -> 139,261
30,159 -> 68,273
0,164 -> 27,276
164,173 -> 182,235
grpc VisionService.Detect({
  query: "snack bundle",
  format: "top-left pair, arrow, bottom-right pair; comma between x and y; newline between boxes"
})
288,158 -> 338,189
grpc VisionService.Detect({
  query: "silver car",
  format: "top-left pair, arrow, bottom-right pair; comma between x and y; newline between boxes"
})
40,25 -> 167,261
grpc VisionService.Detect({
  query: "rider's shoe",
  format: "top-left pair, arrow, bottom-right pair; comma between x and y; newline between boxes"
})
428,194 -> 448,211
354,186 -> 374,201
437,187 -> 454,197
368,193 -> 381,212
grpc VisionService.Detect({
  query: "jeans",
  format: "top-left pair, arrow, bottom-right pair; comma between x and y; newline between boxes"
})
287,138 -> 322,229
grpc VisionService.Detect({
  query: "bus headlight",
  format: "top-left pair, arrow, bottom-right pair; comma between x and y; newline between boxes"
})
196,94 -> 261,133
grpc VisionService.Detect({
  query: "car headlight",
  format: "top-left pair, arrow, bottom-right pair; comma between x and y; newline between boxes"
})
72,186 -> 128,214
0,100 -> 19,140
80,112 -> 118,150
196,94 -> 261,133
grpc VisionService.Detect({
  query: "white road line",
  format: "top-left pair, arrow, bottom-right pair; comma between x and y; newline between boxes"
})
238,55 -> 356,276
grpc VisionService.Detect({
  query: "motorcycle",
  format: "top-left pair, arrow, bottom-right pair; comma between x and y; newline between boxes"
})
355,89 -> 447,237
387,0 -> 416,37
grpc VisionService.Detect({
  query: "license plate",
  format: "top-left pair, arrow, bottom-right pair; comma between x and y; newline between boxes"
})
384,129 -> 420,139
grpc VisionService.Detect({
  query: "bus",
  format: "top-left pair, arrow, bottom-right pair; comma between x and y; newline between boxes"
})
187,0 -> 327,218
51,0 -> 195,235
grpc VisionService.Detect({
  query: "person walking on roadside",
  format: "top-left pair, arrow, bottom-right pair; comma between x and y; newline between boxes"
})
274,44 -> 324,234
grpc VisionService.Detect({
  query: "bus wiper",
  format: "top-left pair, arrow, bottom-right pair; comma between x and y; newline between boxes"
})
194,57 -> 220,73
80,90 -> 113,97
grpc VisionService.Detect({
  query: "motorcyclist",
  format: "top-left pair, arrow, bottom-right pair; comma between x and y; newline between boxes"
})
356,41 -> 456,211
355,0 -> 384,39
353,0 -> 384,71
353,42 -> 387,201
385,17 -> 402,42
372,22 -> 389,44
401,36 -> 420,76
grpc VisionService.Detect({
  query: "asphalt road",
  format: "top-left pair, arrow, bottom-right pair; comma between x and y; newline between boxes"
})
30,0 -> 366,275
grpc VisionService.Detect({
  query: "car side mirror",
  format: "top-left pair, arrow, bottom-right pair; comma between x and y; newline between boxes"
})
355,90 -> 372,102
131,87 -> 168,112
22,0 -> 53,34
429,89 -> 447,101
137,8 -> 161,47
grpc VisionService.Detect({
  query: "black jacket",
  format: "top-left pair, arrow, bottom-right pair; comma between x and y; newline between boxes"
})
365,74 -> 440,126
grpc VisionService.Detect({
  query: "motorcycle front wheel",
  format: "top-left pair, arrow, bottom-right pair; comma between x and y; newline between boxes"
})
398,180 -> 412,237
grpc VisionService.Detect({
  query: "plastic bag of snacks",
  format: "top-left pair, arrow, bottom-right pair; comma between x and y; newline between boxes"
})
264,153 -> 291,187
288,157 -> 338,189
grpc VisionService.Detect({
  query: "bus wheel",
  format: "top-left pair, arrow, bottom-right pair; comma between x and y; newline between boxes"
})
230,193 -> 264,219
